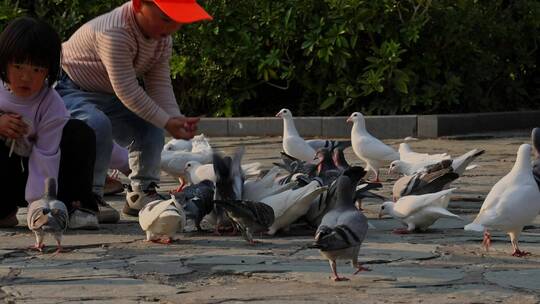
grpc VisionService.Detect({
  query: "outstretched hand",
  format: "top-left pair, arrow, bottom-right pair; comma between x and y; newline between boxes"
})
165,116 -> 200,140
0,113 -> 29,139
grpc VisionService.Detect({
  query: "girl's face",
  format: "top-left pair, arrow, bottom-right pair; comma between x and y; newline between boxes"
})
6,63 -> 47,98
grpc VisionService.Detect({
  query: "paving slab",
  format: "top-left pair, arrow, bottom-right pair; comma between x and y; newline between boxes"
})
1,132 -> 540,303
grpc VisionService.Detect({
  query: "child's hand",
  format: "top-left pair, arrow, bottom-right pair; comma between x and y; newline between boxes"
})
165,116 -> 200,140
0,113 -> 29,139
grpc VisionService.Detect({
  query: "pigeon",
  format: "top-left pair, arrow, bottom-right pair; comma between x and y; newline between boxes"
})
243,166 -> 296,202
311,175 -> 370,281
163,138 -> 192,152
464,144 -> 540,257
27,178 -> 69,254
213,199 -> 275,244
306,139 -> 352,153
161,135 -> 213,191
392,162 -> 460,201
305,166 -> 383,226
261,181 -> 328,235
314,148 -> 343,185
531,128 -> 540,189
274,152 -> 317,185
276,108 -> 317,162
379,188 -> 461,233
332,147 -> 350,171
389,149 -> 485,176
398,143 -> 450,164
139,194 -> 186,244
184,160 -> 216,184
347,112 -> 399,181
206,147 -> 248,234
175,180 -> 215,231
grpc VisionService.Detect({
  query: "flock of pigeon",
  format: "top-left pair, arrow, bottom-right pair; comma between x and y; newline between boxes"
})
25,109 -> 540,282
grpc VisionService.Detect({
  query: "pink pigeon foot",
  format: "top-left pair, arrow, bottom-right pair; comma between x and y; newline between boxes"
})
28,243 -> 45,252
512,249 -> 531,257
392,228 -> 411,234
482,230 -> 491,251
353,265 -> 371,275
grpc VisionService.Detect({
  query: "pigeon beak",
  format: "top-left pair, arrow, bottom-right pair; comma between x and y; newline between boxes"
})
378,211 -> 383,219
275,112 -> 282,118
346,117 -> 352,123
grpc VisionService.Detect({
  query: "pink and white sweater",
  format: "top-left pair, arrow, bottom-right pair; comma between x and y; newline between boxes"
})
61,1 -> 182,128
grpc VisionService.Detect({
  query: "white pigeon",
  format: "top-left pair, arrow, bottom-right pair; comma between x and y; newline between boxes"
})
389,148 -> 484,176
27,178 -> 68,254
379,188 -> 461,233
347,112 -> 399,181
184,160 -> 262,186
139,194 -> 186,244
276,108 -> 317,163
162,134 -> 211,153
261,181 -> 327,235
242,166 -> 296,201
398,143 -> 450,164
160,134 -> 213,191
464,144 -> 540,257
163,138 -> 192,152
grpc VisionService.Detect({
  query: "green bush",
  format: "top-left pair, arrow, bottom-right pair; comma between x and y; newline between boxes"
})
1,0 -> 539,117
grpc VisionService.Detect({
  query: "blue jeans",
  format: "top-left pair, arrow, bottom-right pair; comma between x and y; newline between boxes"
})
55,74 -> 164,196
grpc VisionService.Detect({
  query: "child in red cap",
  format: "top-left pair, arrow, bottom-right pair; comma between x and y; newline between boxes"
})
56,0 -> 212,219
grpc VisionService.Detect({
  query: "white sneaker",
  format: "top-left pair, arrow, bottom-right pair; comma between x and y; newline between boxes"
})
123,184 -> 164,216
69,209 -> 99,230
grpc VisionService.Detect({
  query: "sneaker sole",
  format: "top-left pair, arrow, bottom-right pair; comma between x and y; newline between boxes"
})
122,204 -> 141,217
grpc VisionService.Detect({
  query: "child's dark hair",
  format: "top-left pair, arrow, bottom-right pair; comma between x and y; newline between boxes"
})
0,17 -> 61,86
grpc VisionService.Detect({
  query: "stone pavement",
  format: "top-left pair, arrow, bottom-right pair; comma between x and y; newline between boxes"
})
1,133 -> 540,303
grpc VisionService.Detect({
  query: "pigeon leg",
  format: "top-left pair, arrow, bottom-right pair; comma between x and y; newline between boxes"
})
482,230 -> 491,251
510,237 -> 530,257
170,177 -> 186,193
352,258 -> 371,274
28,243 -> 45,252
151,237 -> 174,245
329,260 -> 348,281
355,199 -> 363,211
353,265 -> 371,274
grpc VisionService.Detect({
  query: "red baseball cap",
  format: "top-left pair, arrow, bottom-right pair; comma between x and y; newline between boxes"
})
153,0 -> 213,23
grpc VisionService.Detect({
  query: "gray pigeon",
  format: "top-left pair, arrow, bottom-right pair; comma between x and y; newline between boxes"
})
209,147 -> 245,234
213,200 -> 274,244
27,178 -> 68,254
311,175 -> 370,281
392,161 -> 459,201
176,179 -> 215,231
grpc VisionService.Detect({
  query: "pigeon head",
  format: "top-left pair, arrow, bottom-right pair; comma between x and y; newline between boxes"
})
275,108 -> 292,119
388,160 -> 406,175
184,160 -> 200,173
513,144 -> 533,173
346,112 -> 364,124
335,175 -> 355,209
342,166 -> 367,186
532,128 -> 540,158
332,147 -> 349,169
378,201 -> 394,218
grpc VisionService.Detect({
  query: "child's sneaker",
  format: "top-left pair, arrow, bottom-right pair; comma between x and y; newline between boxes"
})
94,194 -> 120,223
69,209 -> 99,230
123,183 -> 164,217
104,172 -> 124,195
0,209 -> 18,228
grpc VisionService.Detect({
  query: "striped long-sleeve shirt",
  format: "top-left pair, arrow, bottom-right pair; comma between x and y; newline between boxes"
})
61,1 -> 182,128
